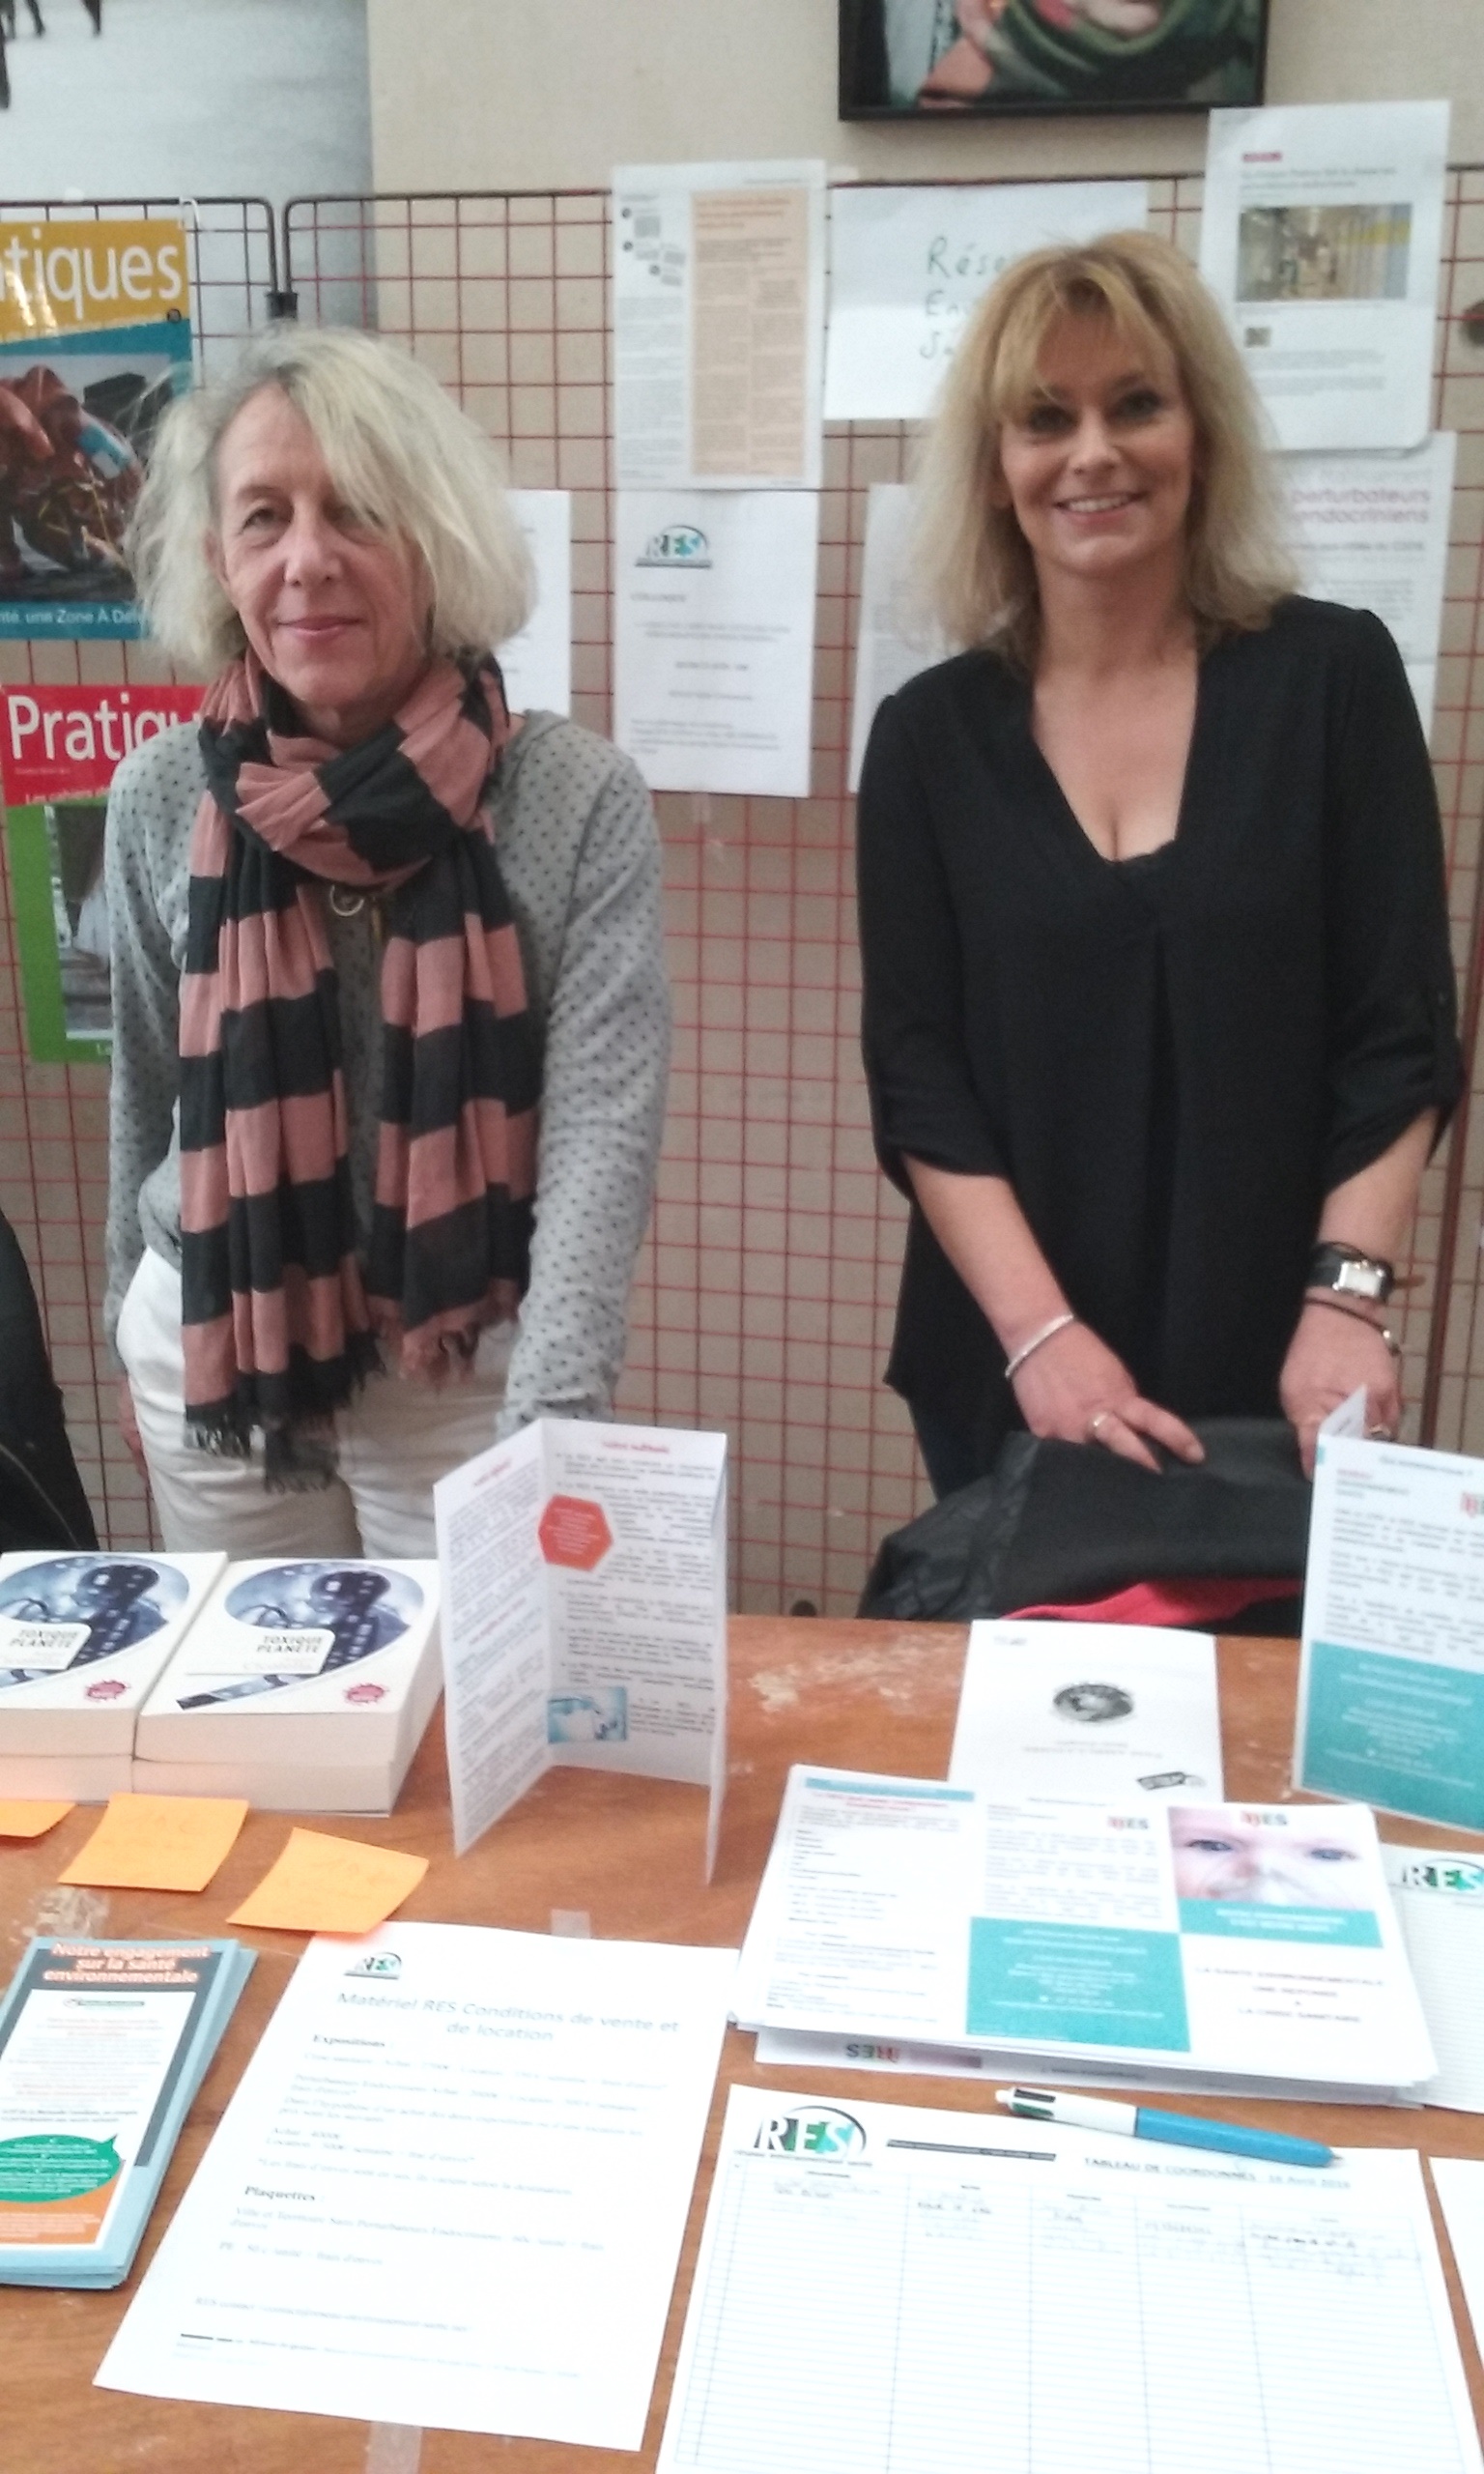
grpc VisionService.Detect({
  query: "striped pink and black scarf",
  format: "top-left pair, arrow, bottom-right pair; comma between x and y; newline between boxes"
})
180,652 -> 538,1485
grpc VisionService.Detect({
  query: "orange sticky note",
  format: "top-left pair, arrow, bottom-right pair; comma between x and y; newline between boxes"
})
0,1798 -> 73,1839
227,1828 -> 428,1935
59,1794 -> 248,1891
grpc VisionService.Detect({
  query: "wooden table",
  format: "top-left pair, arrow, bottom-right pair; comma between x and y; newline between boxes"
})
5,1617 -> 1484,2470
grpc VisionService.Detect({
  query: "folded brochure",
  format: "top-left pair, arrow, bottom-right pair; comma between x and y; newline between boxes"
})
732,1768 -> 1434,2101
0,1937 -> 253,2287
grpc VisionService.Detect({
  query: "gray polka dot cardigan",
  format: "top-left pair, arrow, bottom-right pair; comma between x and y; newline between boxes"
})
102,710 -> 671,1440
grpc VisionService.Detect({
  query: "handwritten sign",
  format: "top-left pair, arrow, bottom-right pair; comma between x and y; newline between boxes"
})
823,181 -> 1148,423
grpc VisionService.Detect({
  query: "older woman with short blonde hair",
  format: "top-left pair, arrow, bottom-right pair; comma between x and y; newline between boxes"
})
857,230 -> 1461,1496
106,324 -> 669,1553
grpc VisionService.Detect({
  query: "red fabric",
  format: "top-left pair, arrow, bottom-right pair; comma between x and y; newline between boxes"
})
1007,1574 -> 1299,1628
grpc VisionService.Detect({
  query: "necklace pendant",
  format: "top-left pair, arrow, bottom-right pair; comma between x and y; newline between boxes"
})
328,884 -> 366,918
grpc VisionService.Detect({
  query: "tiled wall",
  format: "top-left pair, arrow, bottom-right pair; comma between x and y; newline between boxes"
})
3,178 -> 1483,1611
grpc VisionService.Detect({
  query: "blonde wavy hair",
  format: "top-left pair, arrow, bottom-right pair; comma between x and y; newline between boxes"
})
913,229 -> 1296,666
128,323 -> 533,676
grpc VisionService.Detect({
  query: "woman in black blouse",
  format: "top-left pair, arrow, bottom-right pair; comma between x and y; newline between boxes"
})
857,230 -> 1462,1497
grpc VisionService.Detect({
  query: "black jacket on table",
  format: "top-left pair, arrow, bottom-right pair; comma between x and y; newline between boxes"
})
856,596 -> 1464,1463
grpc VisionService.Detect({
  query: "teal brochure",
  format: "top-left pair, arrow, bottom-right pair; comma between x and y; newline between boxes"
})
1296,1417 -> 1484,1831
0,1938 -> 253,2288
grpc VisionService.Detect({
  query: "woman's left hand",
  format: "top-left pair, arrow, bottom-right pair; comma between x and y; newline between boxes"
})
1280,1298 -> 1401,1477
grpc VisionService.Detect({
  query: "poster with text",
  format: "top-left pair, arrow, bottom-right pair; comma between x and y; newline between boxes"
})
614,491 -> 819,797
0,681 -> 201,1061
0,219 -> 192,641
614,160 -> 826,491
1281,433 -> 1455,740
1200,102 -> 1449,452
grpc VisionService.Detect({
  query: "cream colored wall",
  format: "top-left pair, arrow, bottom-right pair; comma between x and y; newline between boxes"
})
368,0 -> 1484,193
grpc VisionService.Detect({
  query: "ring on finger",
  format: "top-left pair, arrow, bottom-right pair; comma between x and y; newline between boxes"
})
1364,1422 -> 1397,1440
1087,1408 -> 1115,1443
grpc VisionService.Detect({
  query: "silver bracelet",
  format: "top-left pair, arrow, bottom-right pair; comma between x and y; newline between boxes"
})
1004,1310 -> 1078,1383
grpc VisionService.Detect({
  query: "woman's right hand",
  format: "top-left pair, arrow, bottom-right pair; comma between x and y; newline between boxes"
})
1009,1320 -> 1204,1472
118,1376 -> 148,1479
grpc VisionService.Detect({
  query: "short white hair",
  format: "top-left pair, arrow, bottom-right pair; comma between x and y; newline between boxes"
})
128,324 -> 533,675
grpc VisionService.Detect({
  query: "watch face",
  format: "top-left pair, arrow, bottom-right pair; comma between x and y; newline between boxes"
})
1335,1260 -> 1386,1300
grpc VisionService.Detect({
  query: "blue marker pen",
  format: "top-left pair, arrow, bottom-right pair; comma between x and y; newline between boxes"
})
996,2086 -> 1335,2169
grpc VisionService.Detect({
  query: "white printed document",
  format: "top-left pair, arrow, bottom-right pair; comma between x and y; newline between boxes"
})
614,159 -> 825,489
734,1768 -> 1434,2099
614,488 -> 818,795
1201,101 -> 1449,450
435,1417 -> 728,1861
949,1620 -> 1223,1806
98,1923 -> 737,2449
1296,1419 -> 1484,1831
1282,432 -> 1455,734
824,180 -> 1148,422
497,489 -> 571,716
846,482 -> 947,791
1431,2159 -> 1484,2367
1384,1846 -> 1484,2113
659,2084 -> 1481,2474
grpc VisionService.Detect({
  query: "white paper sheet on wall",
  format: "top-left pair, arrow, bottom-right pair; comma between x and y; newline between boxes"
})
613,158 -> 826,490
1200,101 -> 1449,451
614,488 -> 819,796
1279,434 -> 1454,740
847,482 -> 949,791
497,489 -> 572,717
823,180 -> 1148,423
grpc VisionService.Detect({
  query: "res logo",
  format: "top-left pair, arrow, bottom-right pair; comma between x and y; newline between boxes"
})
755,2108 -> 866,2158
638,524 -> 711,568
344,1950 -> 402,1979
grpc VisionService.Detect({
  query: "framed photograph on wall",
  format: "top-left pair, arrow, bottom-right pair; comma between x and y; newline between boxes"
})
840,0 -> 1270,119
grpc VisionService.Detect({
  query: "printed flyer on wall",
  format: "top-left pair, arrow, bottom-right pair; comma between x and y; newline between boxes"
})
1296,1405 -> 1484,1832
1200,101 -> 1448,451
0,681 -> 202,1061
1281,432 -> 1455,735
613,159 -> 825,491
732,1766 -> 1433,2099
0,217 -> 193,638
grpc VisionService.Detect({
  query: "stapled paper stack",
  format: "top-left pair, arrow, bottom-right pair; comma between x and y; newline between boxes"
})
132,1558 -> 442,1813
0,1937 -> 253,2288
0,1552 -> 225,1799
734,1766 -> 1436,2104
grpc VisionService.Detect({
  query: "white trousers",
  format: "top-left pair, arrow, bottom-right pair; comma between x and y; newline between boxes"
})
115,1247 -> 511,1559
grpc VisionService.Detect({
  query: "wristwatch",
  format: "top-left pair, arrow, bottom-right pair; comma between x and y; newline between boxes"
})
1307,1241 -> 1395,1305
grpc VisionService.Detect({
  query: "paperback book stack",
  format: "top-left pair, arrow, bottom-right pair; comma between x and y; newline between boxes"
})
133,1558 -> 443,1813
0,1937 -> 254,2289
735,1766 -> 1437,2105
0,1552 -> 225,1799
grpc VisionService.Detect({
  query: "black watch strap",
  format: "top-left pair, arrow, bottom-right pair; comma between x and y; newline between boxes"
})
1308,1242 -> 1395,1305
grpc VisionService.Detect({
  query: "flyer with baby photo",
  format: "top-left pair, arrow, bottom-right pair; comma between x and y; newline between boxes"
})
732,1767 -> 1433,2099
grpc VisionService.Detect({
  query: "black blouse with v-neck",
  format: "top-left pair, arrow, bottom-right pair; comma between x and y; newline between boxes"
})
856,595 -> 1463,1463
